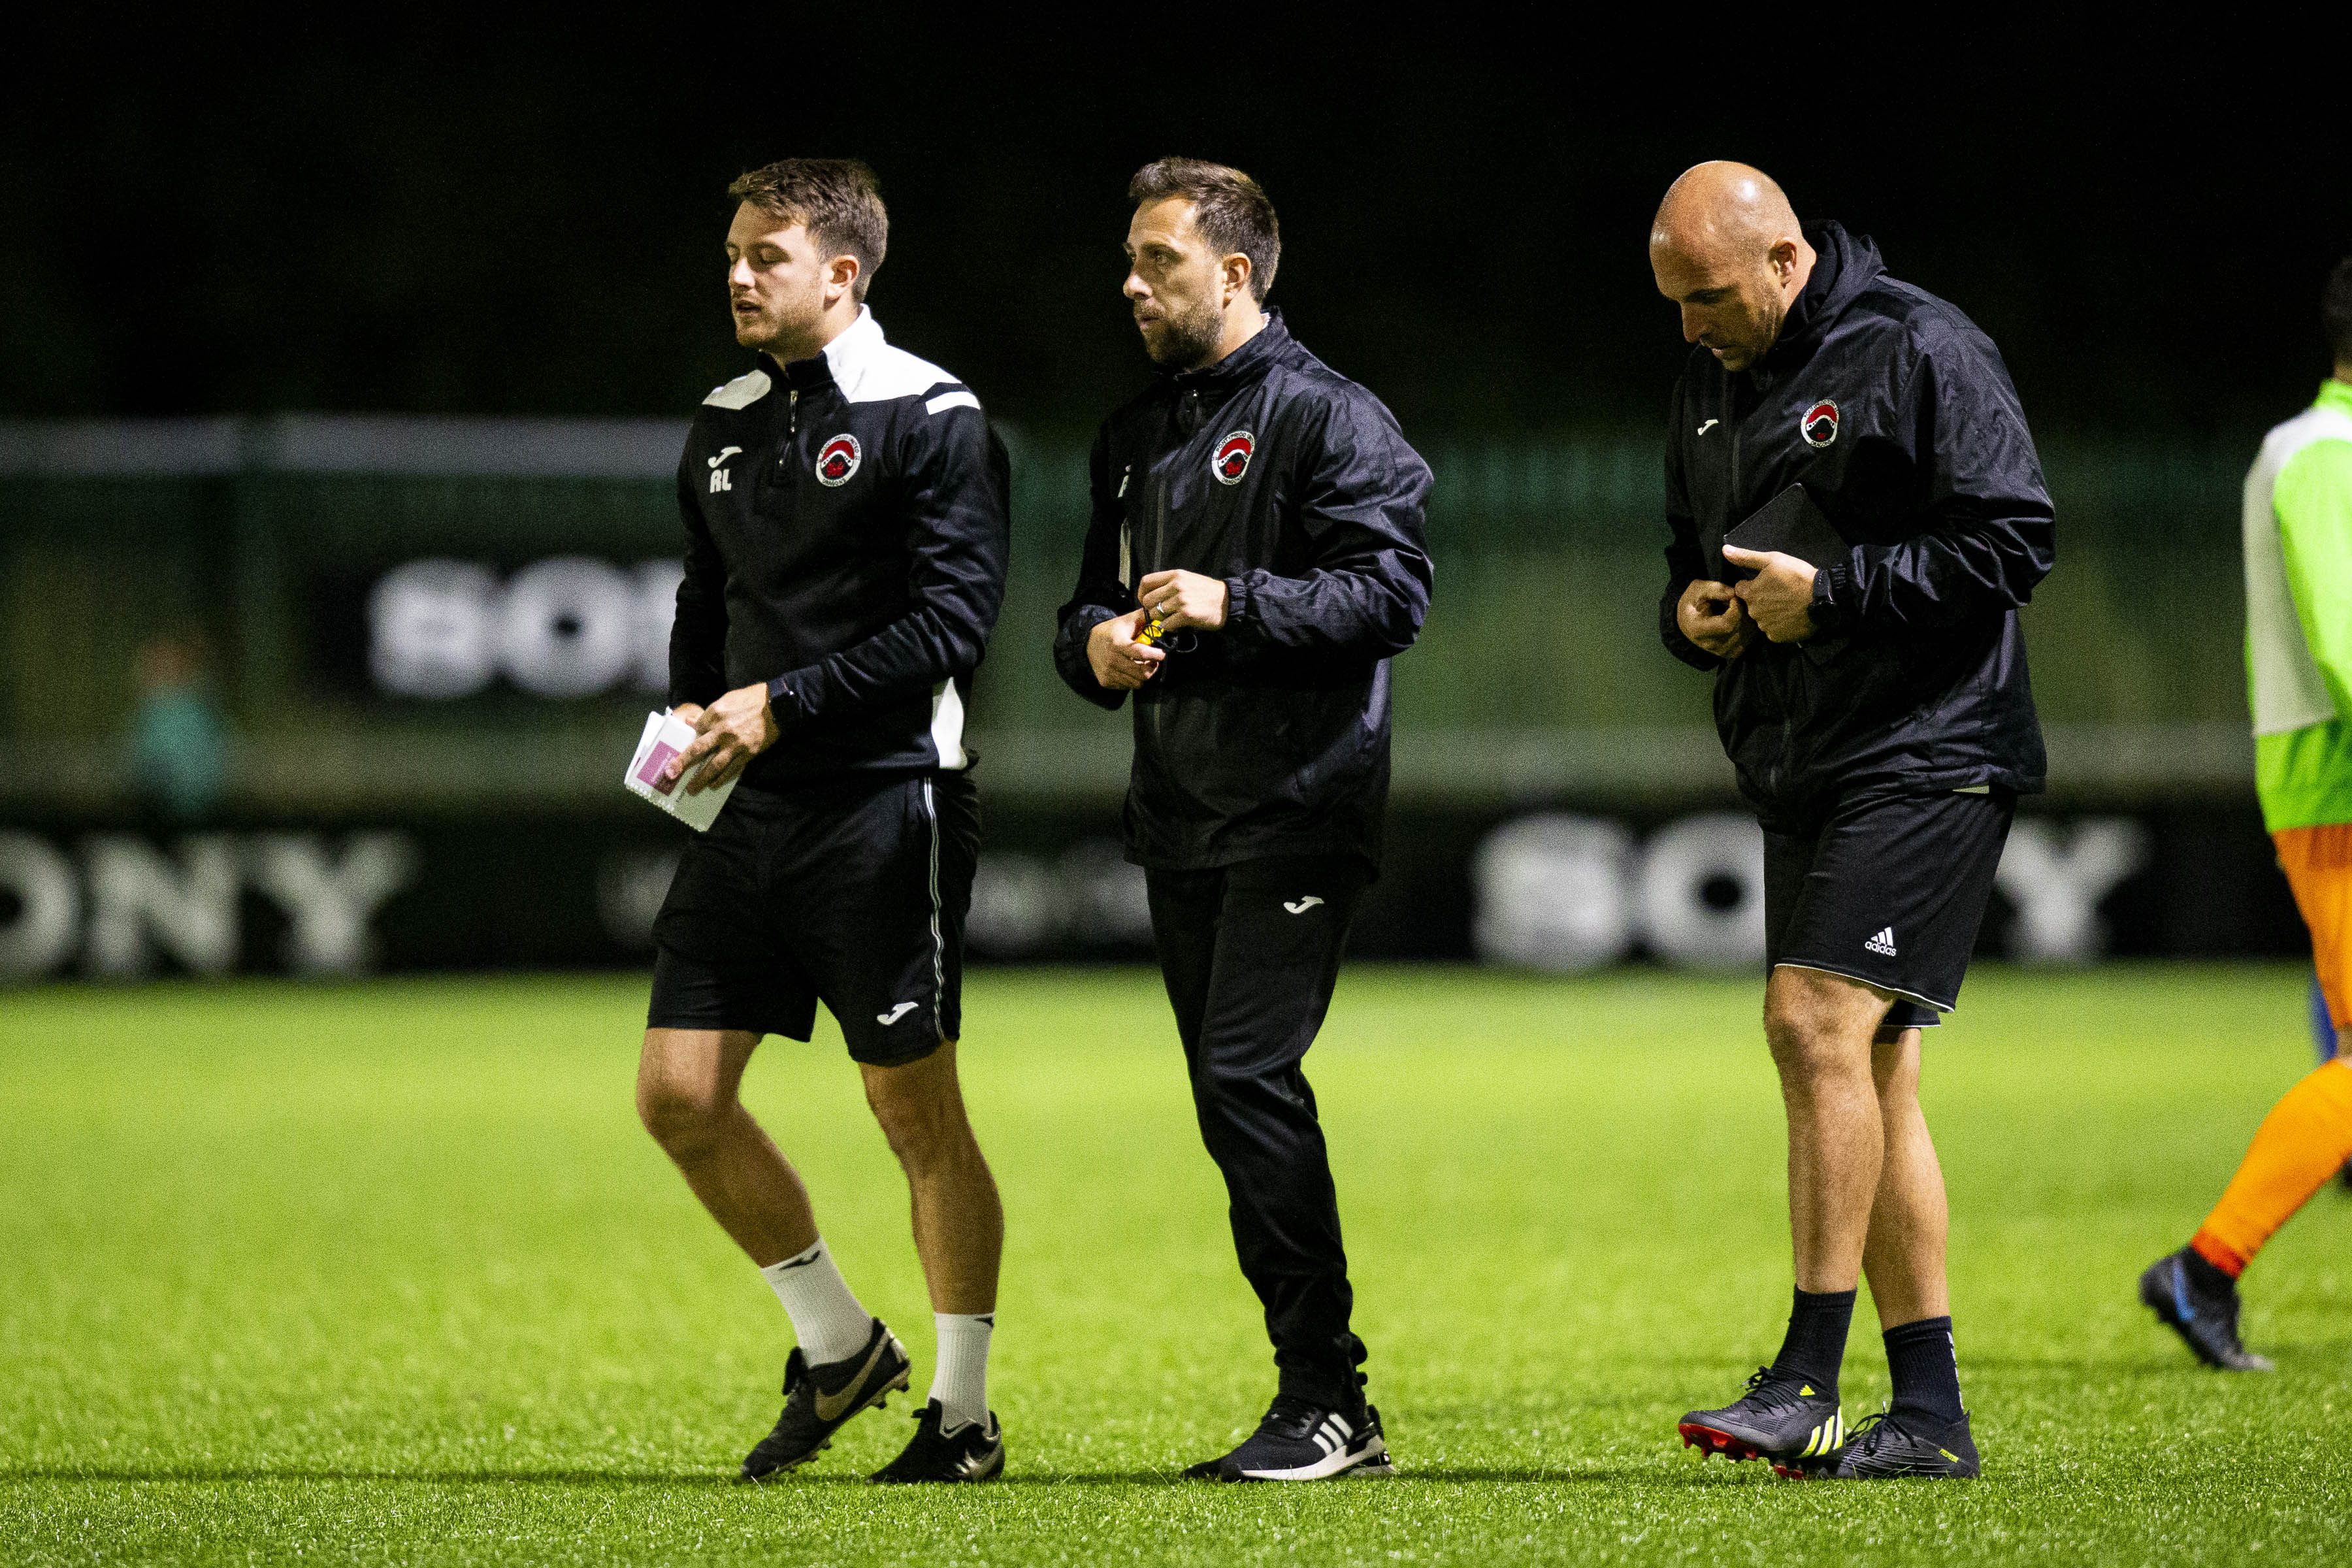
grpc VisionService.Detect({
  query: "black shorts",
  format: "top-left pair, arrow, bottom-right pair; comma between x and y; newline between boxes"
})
1763,788 -> 2014,1030
647,769 -> 977,1067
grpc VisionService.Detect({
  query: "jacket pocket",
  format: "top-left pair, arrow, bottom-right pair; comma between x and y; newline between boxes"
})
1801,634 -> 1849,668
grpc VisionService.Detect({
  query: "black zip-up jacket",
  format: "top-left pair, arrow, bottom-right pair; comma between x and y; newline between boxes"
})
670,308 -> 1011,792
1054,312 -> 1434,870
1659,221 -> 2054,825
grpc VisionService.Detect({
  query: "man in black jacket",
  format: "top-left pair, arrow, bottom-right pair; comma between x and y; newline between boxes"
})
1650,163 -> 2054,1480
1055,157 -> 1433,1482
639,158 -> 1012,1486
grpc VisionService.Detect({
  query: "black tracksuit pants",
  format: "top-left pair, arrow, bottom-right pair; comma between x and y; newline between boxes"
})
1144,853 -> 1370,1409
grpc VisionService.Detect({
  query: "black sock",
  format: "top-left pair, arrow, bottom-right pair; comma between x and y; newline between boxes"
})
1768,1287 -> 1855,1396
2180,1246 -> 2236,1298
1884,1316 -> 1965,1427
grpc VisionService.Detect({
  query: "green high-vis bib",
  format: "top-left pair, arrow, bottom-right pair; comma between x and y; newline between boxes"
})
2247,378 -> 2352,831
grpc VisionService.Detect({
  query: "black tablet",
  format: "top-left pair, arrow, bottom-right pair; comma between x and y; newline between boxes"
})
1723,483 -> 1848,577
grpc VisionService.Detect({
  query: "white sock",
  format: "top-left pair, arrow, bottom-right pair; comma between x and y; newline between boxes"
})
930,1312 -> 994,1431
759,1239 -> 873,1366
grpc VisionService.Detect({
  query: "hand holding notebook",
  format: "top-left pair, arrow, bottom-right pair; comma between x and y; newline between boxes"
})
1722,484 -> 1849,645
1722,482 -> 1848,574
623,710 -> 741,832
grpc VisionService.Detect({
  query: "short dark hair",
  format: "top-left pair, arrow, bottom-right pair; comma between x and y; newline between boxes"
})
727,158 -> 888,302
1128,157 -> 1281,301
2326,255 -> 2352,368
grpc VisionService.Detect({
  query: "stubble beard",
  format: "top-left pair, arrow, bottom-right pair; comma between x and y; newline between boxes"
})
738,284 -> 830,363
1144,295 -> 1226,369
1723,295 -> 1788,372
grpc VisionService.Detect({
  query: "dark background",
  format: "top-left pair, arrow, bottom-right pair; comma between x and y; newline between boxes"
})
5,19 -> 2345,439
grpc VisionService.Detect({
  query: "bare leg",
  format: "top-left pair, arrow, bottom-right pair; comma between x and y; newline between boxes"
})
860,1040 -> 1004,1315
1859,1028 -> 1952,1328
638,1028 -> 818,1267
1763,967 -> 1895,1293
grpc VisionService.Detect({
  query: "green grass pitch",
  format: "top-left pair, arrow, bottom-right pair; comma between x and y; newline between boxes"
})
3,964 -> 2348,1565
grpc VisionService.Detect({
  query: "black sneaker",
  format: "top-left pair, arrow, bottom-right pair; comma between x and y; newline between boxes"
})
870,1399 -> 1005,1483
1806,1408 -> 1980,1478
1678,1368 -> 1846,1467
738,1318 -> 912,1481
2139,1251 -> 2275,1371
1183,1396 -> 1394,1482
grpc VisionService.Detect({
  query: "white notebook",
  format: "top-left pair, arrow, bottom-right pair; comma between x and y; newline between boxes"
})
623,711 -> 740,832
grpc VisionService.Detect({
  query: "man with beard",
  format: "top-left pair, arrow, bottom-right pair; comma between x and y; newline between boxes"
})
1054,157 -> 1433,1481
1652,162 -> 2054,1479
639,157 -> 1011,1484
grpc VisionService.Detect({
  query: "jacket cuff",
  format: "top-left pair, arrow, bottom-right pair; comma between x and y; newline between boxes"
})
1810,562 -> 1852,635
764,672 -> 813,727
1056,607 -> 1131,711
1057,605 -> 1122,666
1068,604 -> 1121,640
1665,636 -> 1723,673
1219,575 -> 1256,646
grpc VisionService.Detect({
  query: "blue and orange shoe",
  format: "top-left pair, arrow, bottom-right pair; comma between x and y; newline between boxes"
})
2139,1251 -> 2274,1372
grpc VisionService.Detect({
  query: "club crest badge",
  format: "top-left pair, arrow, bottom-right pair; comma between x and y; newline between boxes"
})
1800,400 -> 1840,449
1211,430 -> 1255,485
815,434 -> 862,486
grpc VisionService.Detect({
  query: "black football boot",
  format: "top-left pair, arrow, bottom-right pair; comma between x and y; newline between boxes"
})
870,1399 -> 1005,1484
1806,1408 -> 1980,1479
738,1318 -> 912,1481
1678,1367 -> 1846,1468
2139,1250 -> 2274,1372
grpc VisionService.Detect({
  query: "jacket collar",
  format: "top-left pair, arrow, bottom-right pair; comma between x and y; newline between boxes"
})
1164,308 -> 1292,391
2317,378 -> 2352,417
772,304 -> 885,392
1761,221 -> 1884,370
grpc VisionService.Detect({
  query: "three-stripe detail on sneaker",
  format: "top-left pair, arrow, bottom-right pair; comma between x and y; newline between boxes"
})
1796,1412 -> 1846,1457
1308,1414 -> 1356,1456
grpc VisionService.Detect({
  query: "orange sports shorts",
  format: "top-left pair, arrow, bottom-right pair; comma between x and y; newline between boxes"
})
2276,823 -> 2352,1029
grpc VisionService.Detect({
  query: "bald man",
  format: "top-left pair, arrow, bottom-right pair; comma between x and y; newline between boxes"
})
1650,163 -> 2055,1480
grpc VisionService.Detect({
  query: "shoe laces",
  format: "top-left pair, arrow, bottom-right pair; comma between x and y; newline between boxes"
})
1840,1409 -> 1904,1454
1259,1395 -> 1324,1437
1738,1367 -> 1810,1413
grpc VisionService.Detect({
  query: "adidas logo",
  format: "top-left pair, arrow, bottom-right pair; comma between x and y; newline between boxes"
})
1311,1414 -> 1354,1456
1798,1413 -> 1846,1458
1863,927 -> 1897,956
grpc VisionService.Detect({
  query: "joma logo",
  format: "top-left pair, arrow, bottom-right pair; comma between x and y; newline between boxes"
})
707,446 -> 742,493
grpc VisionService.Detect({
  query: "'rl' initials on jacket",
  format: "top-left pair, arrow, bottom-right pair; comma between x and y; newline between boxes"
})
671,307 -> 1010,793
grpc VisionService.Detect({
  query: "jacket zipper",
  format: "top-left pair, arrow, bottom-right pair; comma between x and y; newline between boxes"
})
1146,468 -> 1171,745
1725,359 -> 1790,798
1726,363 -> 1740,572
773,389 -> 800,483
